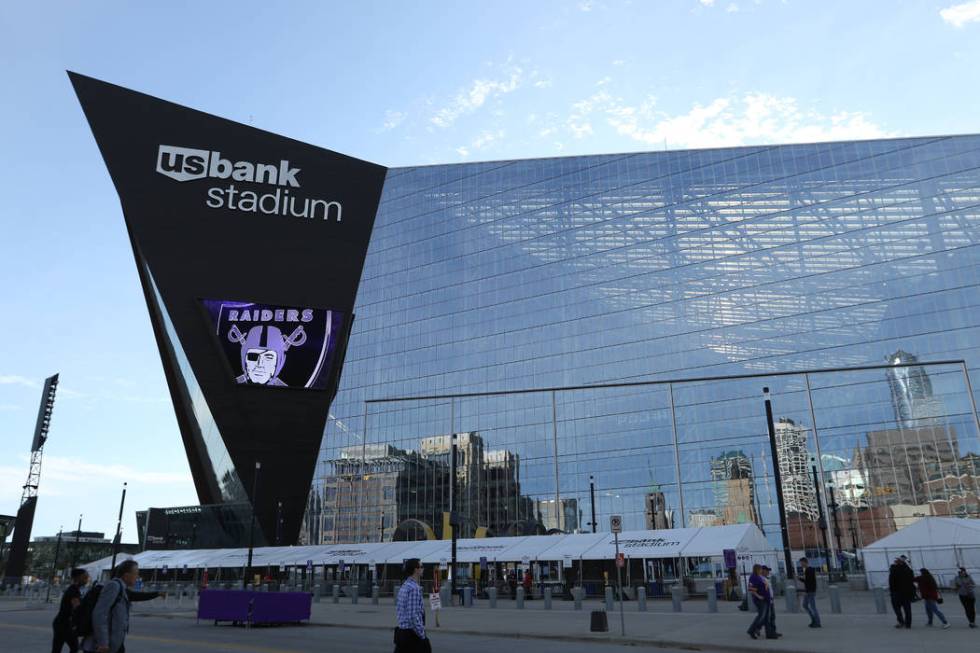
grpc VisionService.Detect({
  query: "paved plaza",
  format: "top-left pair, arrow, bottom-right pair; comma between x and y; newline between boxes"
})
3,587 -> 977,652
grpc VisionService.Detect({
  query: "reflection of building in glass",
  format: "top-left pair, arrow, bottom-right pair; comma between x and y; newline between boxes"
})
644,490 -> 674,530
776,418 -> 818,520
137,504 -> 259,550
887,350 -> 946,428
312,433 -> 545,543
710,451 -> 758,526
856,425 -> 970,528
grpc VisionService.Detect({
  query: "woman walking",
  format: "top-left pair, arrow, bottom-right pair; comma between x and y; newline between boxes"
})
951,567 -> 977,628
914,568 -> 950,629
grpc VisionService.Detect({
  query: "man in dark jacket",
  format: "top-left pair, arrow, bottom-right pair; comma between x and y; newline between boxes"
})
888,556 -> 915,628
800,557 -> 821,628
52,568 -> 88,653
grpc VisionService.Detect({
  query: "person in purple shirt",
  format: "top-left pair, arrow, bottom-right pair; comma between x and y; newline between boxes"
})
394,558 -> 431,653
746,564 -> 773,639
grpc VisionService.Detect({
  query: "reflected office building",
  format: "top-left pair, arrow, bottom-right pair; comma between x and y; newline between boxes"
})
309,134 -> 980,554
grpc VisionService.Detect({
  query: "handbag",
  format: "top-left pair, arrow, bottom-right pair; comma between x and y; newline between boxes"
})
937,593 -> 944,604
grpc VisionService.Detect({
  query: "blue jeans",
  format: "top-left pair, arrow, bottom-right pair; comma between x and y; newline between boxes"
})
748,597 -> 774,636
803,592 -> 821,626
924,599 -> 947,625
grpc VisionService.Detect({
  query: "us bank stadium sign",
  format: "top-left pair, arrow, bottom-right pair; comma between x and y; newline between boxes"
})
156,145 -> 343,222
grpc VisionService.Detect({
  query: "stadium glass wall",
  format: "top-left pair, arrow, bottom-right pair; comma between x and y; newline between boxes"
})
304,135 -> 980,563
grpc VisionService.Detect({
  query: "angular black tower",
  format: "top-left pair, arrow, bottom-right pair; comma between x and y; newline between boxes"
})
69,73 -> 387,545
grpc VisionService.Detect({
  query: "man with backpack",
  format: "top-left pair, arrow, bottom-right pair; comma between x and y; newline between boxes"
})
79,560 -> 140,653
52,568 -> 89,653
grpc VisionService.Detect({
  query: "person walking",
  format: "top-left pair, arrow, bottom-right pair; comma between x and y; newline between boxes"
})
82,560 -> 139,653
951,567 -> 976,628
914,568 -> 950,629
394,558 -> 430,653
799,557 -> 821,628
762,566 -> 782,639
888,556 -> 915,629
52,568 -> 89,653
522,568 -> 532,600
746,564 -> 774,640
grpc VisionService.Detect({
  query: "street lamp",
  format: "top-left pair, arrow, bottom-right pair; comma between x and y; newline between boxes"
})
589,475 -> 597,533
809,456 -> 832,570
763,387 -> 794,580
243,461 -> 261,589
827,480 -> 843,573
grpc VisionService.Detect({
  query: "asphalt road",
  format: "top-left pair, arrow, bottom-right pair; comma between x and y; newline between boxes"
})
0,607 -> 700,652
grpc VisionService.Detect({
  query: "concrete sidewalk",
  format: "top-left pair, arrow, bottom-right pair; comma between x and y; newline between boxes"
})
13,590 -> 978,652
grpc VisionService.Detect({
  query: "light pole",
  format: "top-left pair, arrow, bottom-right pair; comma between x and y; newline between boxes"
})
589,475 -> 597,533
827,481 -> 843,573
275,501 -> 283,546
810,460 -> 832,571
379,510 -> 385,543
449,433 -> 458,600
70,514 -> 82,568
45,526 -> 63,603
109,483 -> 127,573
243,461 -> 261,589
763,387 -> 794,580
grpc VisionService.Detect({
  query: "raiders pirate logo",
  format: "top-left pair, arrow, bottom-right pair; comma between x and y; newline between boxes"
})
201,299 -> 343,389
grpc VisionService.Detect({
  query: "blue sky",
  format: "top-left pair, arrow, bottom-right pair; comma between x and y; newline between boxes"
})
2,0 -> 980,543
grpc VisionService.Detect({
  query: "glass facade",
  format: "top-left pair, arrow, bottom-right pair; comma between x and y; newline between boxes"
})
305,135 -> 980,564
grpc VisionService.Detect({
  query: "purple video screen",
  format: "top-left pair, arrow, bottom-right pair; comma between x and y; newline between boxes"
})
201,299 -> 344,390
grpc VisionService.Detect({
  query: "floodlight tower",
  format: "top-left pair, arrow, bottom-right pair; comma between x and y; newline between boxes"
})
2,374 -> 58,586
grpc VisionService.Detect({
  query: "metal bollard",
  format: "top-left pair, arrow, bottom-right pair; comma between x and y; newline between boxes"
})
332,584 -> 340,604
873,587 -> 886,614
314,584 -> 321,603
463,586 -> 473,607
706,586 -> 717,613
829,585 -> 842,614
543,586 -> 552,610
604,585 -> 614,612
372,585 -> 379,605
573,586 -> 583,611
178,585 -> 184,608
487,586 -> 497,608
636,586 -> 647,611
671,585 -> 683,612
394,583 -> 401,599
440,585 -> 451,609
516,586 -> 525,609
785,585 -> 798,613
350,585 -> 358,604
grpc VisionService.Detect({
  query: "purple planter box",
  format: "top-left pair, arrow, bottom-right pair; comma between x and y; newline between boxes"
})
197,589 -> 312,624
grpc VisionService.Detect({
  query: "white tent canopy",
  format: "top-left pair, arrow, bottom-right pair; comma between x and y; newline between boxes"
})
862,517 -> 980,588
82,524 -> 777,574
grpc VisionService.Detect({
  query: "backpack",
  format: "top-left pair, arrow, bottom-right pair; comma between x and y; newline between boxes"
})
72,581 -> 123,637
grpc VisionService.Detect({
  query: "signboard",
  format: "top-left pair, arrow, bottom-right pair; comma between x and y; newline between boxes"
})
162,565 -> 168,573
439,558 -> 447,570
201,299 -> 344,390
563,555 -> 573,569
610,515 -> 622,533
616,553 -> 625,568
723,549 -> 737,570
306,559 -> 313,571
279,564 -> 285,572
429,592 -> 442,611
521,556 -> 530,567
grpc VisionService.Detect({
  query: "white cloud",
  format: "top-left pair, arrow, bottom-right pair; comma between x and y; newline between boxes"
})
430,67 -> 524,128
565,90 -> 892,149
578,0 -> 596,10
726,2 -> 740,12
940,1 -> 980,27
381,109 -> 405,131
455,146 -> 470,157
699,0 -> 716,6
0,375 -> 40,389
611,59 -> 626,66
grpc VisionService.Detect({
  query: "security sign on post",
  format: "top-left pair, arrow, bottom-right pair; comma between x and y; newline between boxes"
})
616,553 -> 625,568
563,554 -> 573,569
610,515 -> 625,636
610,515 -> 622,533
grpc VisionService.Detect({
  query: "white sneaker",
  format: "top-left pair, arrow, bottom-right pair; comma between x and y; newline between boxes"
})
942,623 -> 950,629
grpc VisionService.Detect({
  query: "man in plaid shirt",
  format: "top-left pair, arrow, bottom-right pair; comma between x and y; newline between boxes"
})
394,558 -> 431,652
